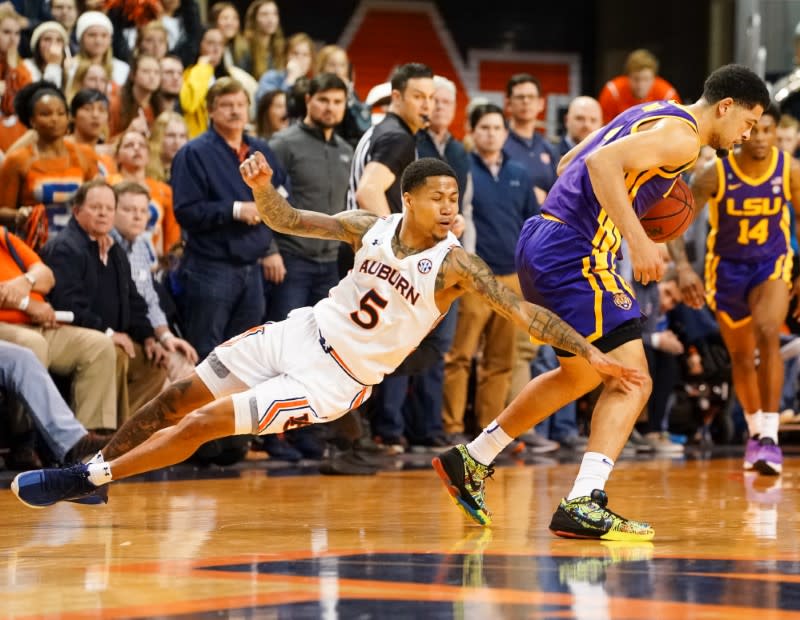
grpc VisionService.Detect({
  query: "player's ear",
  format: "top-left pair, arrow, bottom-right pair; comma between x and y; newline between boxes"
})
717,97 -> 734,117
403,191 -> 412,210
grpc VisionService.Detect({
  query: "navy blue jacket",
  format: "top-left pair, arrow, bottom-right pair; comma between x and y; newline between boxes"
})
470,151 -> 539,275
503,130 -> 558,193
171,127 -> 289,265
42,218 -> 154,343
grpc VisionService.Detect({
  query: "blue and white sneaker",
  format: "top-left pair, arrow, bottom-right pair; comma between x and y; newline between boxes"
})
11,463 -> 103,508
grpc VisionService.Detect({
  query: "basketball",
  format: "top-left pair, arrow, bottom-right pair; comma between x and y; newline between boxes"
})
640,178 -> 695,242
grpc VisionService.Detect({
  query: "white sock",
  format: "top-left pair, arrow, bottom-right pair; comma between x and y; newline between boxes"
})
466,420 -> 513,466
567,452 -> 614,500
87,451 -> 105,465
87,461 -> 113,487
761,412 -> 779,443
745,410 -> 762,438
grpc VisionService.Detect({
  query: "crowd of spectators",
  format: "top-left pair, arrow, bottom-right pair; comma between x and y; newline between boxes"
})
0,0 -> 776,474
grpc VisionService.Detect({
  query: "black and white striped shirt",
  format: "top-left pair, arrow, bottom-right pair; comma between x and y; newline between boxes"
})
346,112 -> 417,213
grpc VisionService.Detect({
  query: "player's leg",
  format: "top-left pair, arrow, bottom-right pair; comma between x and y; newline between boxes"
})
433,355 -> 602,526
747,276 -> 791,475
101,373 -> 217,461
547,337 -> 655,541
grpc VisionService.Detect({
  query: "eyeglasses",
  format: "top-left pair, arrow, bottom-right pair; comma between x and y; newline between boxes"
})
510,94 -> 539,102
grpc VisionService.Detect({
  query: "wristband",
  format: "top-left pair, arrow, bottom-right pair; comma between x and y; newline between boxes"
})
233,201 -> 243,219
17,295 -> 29,311
159,331 -> 175,344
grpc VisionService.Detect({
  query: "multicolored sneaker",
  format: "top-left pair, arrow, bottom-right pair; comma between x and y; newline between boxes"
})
432,445 -> 494,526
743,437 -> 760,470
753,437 -> 783,476
11,463 -> 100,508
549,489 -> 655,541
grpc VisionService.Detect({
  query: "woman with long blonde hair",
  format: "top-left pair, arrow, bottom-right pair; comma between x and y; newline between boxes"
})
243,0 -> 285,79
146,110 -> 187,182
70,11 -> 129,86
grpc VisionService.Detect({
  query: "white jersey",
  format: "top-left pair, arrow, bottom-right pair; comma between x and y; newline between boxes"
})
313,214 -> 460,384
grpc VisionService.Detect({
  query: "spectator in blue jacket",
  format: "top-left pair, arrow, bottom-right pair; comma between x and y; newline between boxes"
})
443,103 -> 539,440
171,77 -> 288,359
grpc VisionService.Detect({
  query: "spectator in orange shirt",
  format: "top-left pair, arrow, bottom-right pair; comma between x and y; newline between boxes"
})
0,81 -> 99,237
68,88 -> 117,176
0,7 -> 32,153
108,54 -> 161,138
598,49 -> 681,124
108,129 -> 180,256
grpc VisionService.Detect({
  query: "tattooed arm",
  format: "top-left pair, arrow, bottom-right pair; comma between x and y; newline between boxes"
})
240,151 -> 377,247
441,247 -> 646,388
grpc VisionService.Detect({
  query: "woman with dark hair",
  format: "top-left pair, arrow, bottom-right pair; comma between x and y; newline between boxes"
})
0,81 -> 99,236
254,88 -> 287,140
24,21 -> 70,89
108,53 -> 161,137
68,88 -> 116,175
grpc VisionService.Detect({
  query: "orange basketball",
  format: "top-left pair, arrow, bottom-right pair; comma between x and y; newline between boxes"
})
640,178 -> 695,243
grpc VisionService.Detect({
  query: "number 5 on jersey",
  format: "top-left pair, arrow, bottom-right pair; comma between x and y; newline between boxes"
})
350,289 -> 388,329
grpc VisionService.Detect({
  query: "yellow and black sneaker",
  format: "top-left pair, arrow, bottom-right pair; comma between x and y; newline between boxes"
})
432,445 -> 493,526
549,489 -> 655,541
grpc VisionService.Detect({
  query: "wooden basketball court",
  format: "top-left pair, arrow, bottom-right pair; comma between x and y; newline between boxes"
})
2,453 -> 799,618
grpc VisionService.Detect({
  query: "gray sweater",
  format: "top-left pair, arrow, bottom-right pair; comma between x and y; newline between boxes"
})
268,122 -> 353,263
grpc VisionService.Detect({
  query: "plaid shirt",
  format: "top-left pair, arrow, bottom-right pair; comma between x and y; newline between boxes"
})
110,229 -> 168,330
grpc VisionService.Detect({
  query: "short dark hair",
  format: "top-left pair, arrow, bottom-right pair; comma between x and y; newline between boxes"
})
390,62 -> 434,93
113,180 -> 150,202
307,72 -> 348,97
401,158 -> 457,194
469,102 -> 504,130
506,73 -> 542,98
762,102 -> 781,124
702,64 -> 770,111
14,80 -> 67,128
206,76 -> 249,110
73,179 -> 115,210
70,88 -> 108,117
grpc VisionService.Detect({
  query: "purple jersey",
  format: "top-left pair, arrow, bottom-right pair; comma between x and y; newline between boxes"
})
706,146 -> 792,261
543,100 -> 698,254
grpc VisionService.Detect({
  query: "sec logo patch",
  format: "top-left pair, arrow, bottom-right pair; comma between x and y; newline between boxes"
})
418,259 -> 433,274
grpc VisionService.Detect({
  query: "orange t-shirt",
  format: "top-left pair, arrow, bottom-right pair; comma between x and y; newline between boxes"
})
598,75 -> 681,124
0,228 -> 44,324
0,141 -> 100,233
107,95 -> 155,139
107,174 -> 180,255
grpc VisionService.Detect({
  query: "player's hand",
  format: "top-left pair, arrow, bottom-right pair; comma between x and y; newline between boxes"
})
586,347 -> 647,393
262,253 -> 286,283
676,263 -> 705,309
629,237 -> 665,285
239,151 -> 274,191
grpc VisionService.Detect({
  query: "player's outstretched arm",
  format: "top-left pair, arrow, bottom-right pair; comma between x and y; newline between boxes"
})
239,151 -> 377,246
443,248 -> 646,390
788,158 -> 800,317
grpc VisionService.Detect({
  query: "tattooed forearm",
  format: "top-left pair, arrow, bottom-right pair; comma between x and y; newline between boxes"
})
253,185 -> 301,233
102,379 -> 194,460
451,249 -> 590,357
253,186 -> 376,243
526,305 -> 589,357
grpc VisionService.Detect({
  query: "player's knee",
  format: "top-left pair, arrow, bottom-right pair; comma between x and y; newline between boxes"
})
728,349 -> 756,370
752,318 -> 781,344
180,408 -> 232,442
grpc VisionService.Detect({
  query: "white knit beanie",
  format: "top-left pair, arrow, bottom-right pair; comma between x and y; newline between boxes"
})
30,21 -> 69,52
75,11 -> 113,42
